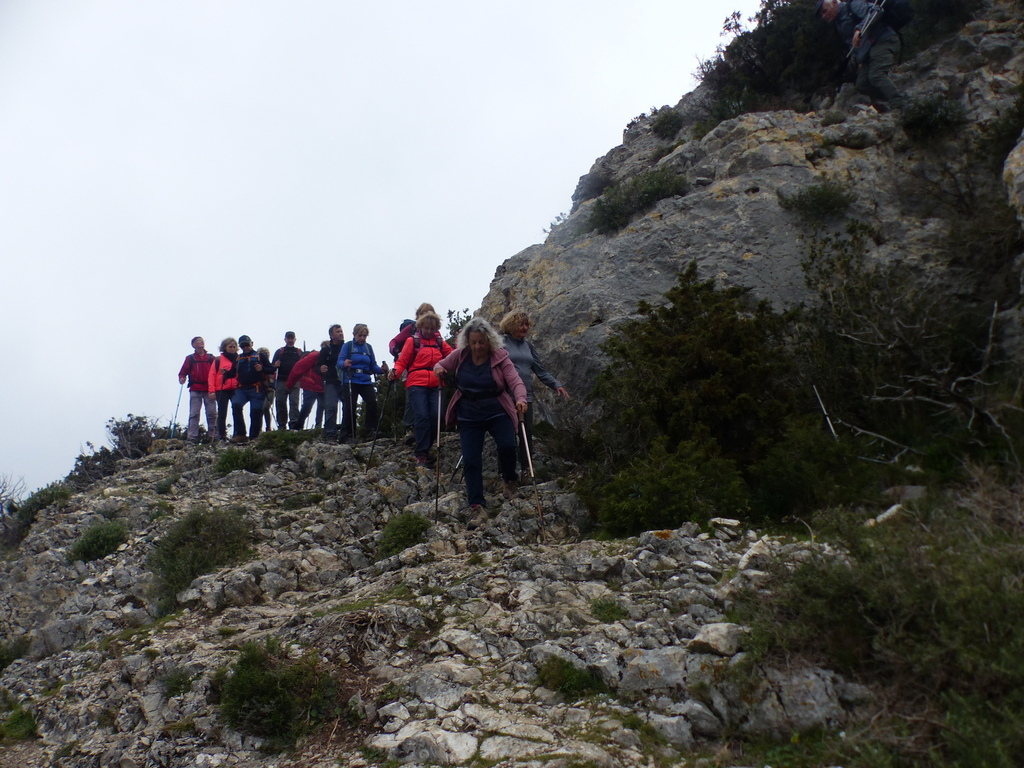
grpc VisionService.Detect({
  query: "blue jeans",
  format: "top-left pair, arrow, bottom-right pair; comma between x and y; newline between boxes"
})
407,385 -> 442,456
231,387 -> 265,439
459,413 -> 517,507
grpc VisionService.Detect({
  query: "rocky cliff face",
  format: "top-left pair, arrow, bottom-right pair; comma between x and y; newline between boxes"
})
480,3 -> 1024,419
0,438 -> 866,767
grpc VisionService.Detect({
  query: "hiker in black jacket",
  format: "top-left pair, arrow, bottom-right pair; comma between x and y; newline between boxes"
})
272,331 -> 303,430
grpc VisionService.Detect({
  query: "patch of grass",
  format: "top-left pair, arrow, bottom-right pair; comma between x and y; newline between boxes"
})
374,513 -> 431,561
536,657 -> 606,699
160,667 -> 193,698
778,179 -> 856,226
0,636 -> 29,673
280,492 -> 324,511
589,168 -> 689,234
67,520 -> 128,563
0,706 -> 38,741
215,448 -> 266,476
218,637 -> 337,751
254,430 -> 311,461
154,475 -> 179,495
589,597 -> 630,623
147,506 -> 253,614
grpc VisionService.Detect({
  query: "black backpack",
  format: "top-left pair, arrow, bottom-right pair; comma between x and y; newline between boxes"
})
882,0 -> 913,31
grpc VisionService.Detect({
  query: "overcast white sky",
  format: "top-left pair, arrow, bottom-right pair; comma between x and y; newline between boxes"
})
0,0 -> 763,494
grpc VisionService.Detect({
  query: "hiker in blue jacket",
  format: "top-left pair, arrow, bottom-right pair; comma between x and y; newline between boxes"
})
817,0 -> 904,110
338,324 -> 389,442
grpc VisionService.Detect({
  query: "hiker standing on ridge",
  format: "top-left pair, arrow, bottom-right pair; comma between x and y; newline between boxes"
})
817,0 -> 905,111
272,331 -> 303,430
499,311 -> 570,480
209,338 -> 239,442
229,336 -> 271,443
390,303 -> 437,445
287,343 -> 327,430
318,324 -> 348,443
339,324 -> 388,442
178,336 -> 217,443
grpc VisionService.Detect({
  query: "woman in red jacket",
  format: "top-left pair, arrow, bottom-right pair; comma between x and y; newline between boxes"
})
286,344 -> 327,430
434,316 -> 527,525
208,338 -> 239,442
389,312 -> 452,466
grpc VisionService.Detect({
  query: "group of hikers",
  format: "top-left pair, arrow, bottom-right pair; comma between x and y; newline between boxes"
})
177,304 -> 570,519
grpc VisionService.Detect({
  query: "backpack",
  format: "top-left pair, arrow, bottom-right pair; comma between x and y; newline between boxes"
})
236,350 -> 264,387
340,341 -> 375,379
881,0 -> 912,31
409,332 -> 444,373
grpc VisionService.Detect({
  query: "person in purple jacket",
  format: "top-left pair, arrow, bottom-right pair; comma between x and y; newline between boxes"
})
435,316 -> 527,528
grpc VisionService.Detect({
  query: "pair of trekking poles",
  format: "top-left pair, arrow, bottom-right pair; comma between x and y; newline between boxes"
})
368,377 -> 545,528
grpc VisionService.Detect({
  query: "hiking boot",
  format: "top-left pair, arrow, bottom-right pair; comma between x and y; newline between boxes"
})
229,435 -> 249,445
415,454 -> 437,469
502,479 -> 518,499
466,505 -> 489,530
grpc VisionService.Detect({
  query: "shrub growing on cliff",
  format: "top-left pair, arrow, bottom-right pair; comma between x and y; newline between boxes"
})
899,95 -> 967,142
588,168 -> 689,234
218,637 -> 337,751
374,513 -> 431,561
732,472 -> 1024,765
651,107 -> 684,139
67,520 -> 128,563
2,482 -> 72,548
66,415 -> 171,488
147,506 -> 253,614
778,178 -> 856,226
214,447 -> 265,475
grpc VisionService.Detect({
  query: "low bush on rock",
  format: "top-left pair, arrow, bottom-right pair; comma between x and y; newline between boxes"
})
536,657 -> 606,700
374,513 -> 431,561
732,472 -> 1024,765
147,506 -> 253,614
67,415 -> 170,489
1,481 -> 72,547
0,636 -> 29,673
255,430 -> 311,461
0,706 -> 37,742
589,597 -> 630,623
67,520 -> 128,563
589,168 -> 689,234
216,637 -> 337,751
215,448 -> 265,476
651,107 -> 684,139
899,95 -> 967,142
778,178 -> 856,226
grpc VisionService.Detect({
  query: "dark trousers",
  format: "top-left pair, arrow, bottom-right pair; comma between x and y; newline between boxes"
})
276,381 -> 301,430
323,380 -> 349,440
407,385 -> 442,457
294,390 -> 324,430
459,414 -> 517,507
215,390 -> 233,440
341,382 -> 378,439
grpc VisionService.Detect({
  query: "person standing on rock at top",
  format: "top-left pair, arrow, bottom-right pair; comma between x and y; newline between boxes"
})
816,0 -> 905,112
208,337 -> 239,443
287,342 -> 328,430
338,324 -> 388,442
272,331 -> 303,430
178,336 -> 217,444
390,303 -> 437,444
499,310 -> 570,479
435,316 -> 528,528
229,336 -> 271,443
318,324 -> 348,443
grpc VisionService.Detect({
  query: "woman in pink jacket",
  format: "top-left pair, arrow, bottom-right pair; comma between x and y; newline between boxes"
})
207,338 -> 239,443
435,316 -> 527,526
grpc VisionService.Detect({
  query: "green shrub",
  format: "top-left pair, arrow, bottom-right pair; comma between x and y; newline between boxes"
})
147,506 -> 253,614
778,179 -> 856,225
588,168 -> 689,234
159,667 -> 193,698
651,108 -> 684,139
254,430 -> 310,461
732,479 -> 1024,764
536,657 -> 606,699
67,415 -> 171,488
590,597 -> 630,623
595,438 -> 750,535
375,513 -> 431,561
900,95 -> 967,142
2,482 -> 72,547
67,521 -> 128,563
215,448 -> 266,476
0,636 -> 29,673
0,707 -> 38,741
280,493 -> 325,511
154,475 -> 178,495
218,638 -> 337,751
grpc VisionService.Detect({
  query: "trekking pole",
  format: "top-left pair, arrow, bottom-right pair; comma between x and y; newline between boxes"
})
368,377 -> 394,464
847,0 -> 885,60
449,453 -> 464,484
435,385 -> 442,518
519,418 -> 544,534
170,382 -> 184,438
813,384 -> 840,442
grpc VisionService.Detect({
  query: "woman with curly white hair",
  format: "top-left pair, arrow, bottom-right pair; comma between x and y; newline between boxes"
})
435,316 -> 527,527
